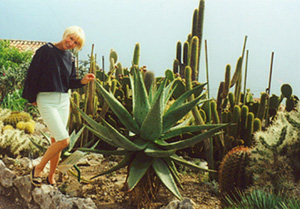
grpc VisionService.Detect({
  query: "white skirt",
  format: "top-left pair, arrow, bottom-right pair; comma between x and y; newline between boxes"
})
37,92 -> 70,141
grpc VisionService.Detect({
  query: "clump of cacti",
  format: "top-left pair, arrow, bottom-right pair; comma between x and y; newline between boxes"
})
2,111 -> 31,128
238,103 -> 300,201
0,120 -> 42,157
0,109 -> 36,134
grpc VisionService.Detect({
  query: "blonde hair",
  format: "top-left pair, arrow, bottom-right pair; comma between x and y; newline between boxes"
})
63,26 -> 86,51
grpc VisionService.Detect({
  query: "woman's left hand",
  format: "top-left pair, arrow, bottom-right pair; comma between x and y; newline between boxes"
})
81,73 -> 95,84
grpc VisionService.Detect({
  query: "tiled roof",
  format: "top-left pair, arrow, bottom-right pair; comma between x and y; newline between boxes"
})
2,39 -> 47,53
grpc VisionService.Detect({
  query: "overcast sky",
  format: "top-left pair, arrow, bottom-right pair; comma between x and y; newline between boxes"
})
1,0 -> 300,98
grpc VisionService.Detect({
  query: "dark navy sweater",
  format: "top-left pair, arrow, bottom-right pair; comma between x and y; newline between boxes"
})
22,43 -> 84,103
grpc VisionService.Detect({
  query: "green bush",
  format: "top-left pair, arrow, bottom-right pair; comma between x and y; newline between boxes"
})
0,40 -> 33,102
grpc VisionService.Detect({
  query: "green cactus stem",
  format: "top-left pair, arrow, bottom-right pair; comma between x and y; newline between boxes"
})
253,118 -> 262,132
257,92 -> 268,121
132,43 -> 140,66
183,41 -> 189,66
190,36 -> 199,81
221,64 -> 231,99
240,105 -> 248,140
176,41 -> 182,64
245,112 -> 254,147
173,59 -> 180,75
231,105 -> 241,138
228,92 -> 235,110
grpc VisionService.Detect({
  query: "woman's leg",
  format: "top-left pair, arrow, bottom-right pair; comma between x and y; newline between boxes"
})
34,137 -> 69,177
47,137 -> 60,184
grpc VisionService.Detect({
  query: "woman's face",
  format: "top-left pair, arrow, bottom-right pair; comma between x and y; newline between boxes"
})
61,34 -> 79,50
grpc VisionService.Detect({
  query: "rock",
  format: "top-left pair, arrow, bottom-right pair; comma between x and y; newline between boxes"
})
163,199 -> 180,209
178,198 -> 196,209
163,198 -> 196,209
73,197 -> 97,209
32,185 -> 54,209
0,167 -> 16,188
14,175 -> 33,203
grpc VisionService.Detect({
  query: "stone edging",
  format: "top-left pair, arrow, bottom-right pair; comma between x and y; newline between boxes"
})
0,159 -> 96,209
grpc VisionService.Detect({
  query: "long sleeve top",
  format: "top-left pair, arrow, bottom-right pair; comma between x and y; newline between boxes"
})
22,43 -> 84,103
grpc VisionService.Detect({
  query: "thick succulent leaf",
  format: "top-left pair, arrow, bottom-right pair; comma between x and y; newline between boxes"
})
127,153 -> 153,190
162,94 -> 204,133
91,154 -> 132,179
151,77 -> 167,106
164,158 -> 183,190
139,84 -> 164,141
152,158 -> 182,200
83,124 -> 118,147
169,114 -> 193,130
170,154 -> 216,172
67,126 -> 85,152
95,81 -> 140,134
74,103 -> 118,146
163,79 -> 176,106
132,68 -> 150,126
78,147 -> 131,156
165,84 -> 206,115
144,146 -> 177,158
160,124 -> 229,150
102,119 -> 146,151
161,124 -> 225,140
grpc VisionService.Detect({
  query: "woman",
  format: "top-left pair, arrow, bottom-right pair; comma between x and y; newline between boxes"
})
22,26 -> 95,186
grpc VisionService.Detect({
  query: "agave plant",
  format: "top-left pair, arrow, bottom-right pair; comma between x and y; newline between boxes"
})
76,68 -> 229,205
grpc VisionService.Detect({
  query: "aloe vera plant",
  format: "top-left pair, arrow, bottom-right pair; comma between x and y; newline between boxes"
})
76,67 -> 228,205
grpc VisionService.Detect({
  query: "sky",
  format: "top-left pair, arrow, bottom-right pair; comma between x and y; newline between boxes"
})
1,0 -> 300,99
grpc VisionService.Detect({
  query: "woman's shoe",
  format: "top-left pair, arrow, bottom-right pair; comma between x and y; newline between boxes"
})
30,167 -> 42,187
46,176 -> 56,186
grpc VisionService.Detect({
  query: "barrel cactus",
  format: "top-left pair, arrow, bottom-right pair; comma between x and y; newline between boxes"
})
76,68 -> 228,207
218,146 -> 252,205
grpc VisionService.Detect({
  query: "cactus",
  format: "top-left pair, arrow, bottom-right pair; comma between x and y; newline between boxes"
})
257,92 -> 268,121
281,83 -> 292,98
190,36 -> 199,81
253,118 -> 262,132
221,64 -> 231,99
218,146 -> 252,204
2,111 -> 31,128
132,43 -> 140,66
176,41 -> 182,65
245,112 -> 254,147
0,122 -> 43,157
173,59 -> 180,75
75,67 -> 228,206
230,105 -> 241,138
143,71 -> 156,96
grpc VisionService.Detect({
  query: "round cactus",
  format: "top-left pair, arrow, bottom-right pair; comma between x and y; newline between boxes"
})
3,111 -> 31,128
218,146 -> 253,203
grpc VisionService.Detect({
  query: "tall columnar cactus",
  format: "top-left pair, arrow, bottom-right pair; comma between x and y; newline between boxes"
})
190,36 -> 199,81
173,0 -> 205,81
218,146 -> 252,205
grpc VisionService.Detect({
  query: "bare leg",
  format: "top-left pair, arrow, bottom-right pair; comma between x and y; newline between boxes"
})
34,137 -> 69,178
47,137 -> 61,184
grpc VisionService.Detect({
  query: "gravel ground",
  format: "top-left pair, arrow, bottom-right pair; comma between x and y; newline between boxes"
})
0,196 -> 23,209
